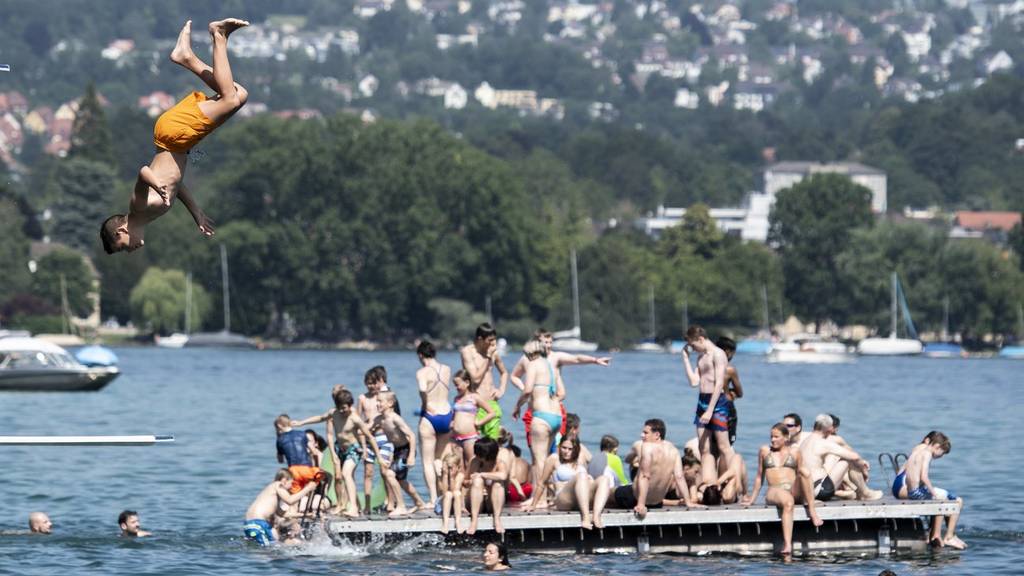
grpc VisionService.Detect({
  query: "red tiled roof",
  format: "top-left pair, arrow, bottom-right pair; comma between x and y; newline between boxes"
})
954,211 -> 1022,232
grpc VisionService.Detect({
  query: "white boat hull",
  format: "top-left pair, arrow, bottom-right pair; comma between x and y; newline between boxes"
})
552,337 -> 599,353
857,337 -> 923,356
767,341 -> 854,364
155,333 -> 189,349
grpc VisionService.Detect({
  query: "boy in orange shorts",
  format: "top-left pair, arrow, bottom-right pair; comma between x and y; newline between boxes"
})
100,18 -> 250,254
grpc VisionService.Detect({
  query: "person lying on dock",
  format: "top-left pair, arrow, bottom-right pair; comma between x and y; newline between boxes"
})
326,386 -> 384,517
100,19 -> 249,254
461,323 -> 509,441
512,339 -> 565,487
466,437 -> 512,535
510,328 -> 611,446
826,414 -> 883,501
439,447 -> 466,533
891,431 -> 966,550
743,422 -> 823,557
522,436 -> 594,529
800,414 -> 870,503
709,449 -> 748,504
593,419 -> 698,527
661,450 -> 704,506
243,469 -> 318,547
374,392 -> 428,516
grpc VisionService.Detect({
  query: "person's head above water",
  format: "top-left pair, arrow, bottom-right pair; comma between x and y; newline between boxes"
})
483,541 -> 511,571
118,510 -> 149,537
28,512 -> 52,534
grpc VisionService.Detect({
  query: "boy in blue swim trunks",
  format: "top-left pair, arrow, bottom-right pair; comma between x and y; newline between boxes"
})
681,325 -> 735,486
243,469 -> 318,547
892,431 -> 966,550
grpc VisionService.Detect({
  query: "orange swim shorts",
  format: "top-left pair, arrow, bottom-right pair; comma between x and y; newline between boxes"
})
153,91 -> 217,153
287,465 -> 327,494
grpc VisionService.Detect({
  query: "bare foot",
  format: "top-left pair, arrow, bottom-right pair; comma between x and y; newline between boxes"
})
810,511 -> 824,528
930,537 -> 944,548
456,519 -> 465,534
388,507 -> 411,518
861,489 -> 884,501
494,517 -> 505,534
441,519 -> 450,534
466,521 -> 477,535
170,20 -> 195,67
581,514 -> 593,530
342,505 -> 360,518
780,546 -> 792,556
208,18 -> 249,38
945,536 -> 967,550
593,515 -> 605,530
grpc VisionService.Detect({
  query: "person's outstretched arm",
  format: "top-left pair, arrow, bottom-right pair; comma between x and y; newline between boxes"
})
176,182 -> 215,237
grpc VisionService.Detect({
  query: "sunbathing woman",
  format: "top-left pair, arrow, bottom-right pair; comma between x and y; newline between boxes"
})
523,436 -> 593,529
451,369 -> 495,470
744,422 -> 823,557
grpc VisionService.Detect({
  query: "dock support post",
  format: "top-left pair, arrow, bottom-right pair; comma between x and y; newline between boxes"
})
637,534 -> 650,554
877,524 -> 891,555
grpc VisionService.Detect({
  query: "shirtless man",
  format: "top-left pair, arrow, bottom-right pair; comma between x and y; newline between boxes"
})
827,414 -> 883,500
461,323 -> 509,441
715,337 -> 743,445
783,413 -> 811,449
593,419 -> 697,526
374,391 -> 427,516
466,437 -> 513,535
892,431 -> 966,549
415,340 -> 453,508
510,329 -> 611,444
682,325 -> 734,485
28,512 -> 52,535
243,469 -> 318,547
799,414 -> 870,502
358,368 -> 390,514
100,19 -> 249,253
326,386 -> 384,517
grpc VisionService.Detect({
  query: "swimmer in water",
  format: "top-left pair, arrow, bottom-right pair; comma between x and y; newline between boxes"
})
100,18 -> 250,254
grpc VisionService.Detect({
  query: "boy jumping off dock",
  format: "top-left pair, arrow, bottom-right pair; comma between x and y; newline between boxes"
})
100,19 -> 249,254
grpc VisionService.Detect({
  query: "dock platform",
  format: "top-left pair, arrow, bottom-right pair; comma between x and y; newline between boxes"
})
326,498 -> 961,556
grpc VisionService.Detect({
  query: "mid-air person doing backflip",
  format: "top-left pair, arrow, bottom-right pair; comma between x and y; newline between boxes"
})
100,19 -> 249,254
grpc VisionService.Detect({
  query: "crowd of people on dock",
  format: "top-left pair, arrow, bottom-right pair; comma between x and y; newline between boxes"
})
246,323 -> 965,555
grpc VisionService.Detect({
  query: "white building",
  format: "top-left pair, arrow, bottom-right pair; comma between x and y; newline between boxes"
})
637,162 -> 887,243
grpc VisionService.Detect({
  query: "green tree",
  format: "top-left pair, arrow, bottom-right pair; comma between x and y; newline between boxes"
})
1010,221 -> 1024,272
769,174 -> 874,327
69,82 -> 116,167
50,158 -> 118,252
30,248 -> 94,317
0,196 -> 32,306
129,267 -> 212,334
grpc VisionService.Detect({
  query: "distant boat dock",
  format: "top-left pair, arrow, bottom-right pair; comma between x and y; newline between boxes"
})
326,498 -> 961,556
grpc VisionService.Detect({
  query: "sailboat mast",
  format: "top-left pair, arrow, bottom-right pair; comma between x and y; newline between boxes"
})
891,272 -> 898,338
571,248 -> 581,335
761,283 -> 770,332
941,296 -> 949,342
220,245 -> 230,333
648,284 -> 656,338
185,272 -> 193,335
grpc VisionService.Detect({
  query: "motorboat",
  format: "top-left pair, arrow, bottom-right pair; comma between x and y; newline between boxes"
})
767,334 -> 854,364
923,342 -> 965,358
155,333 -> 189,348
1000,346 -> 1024,359
0,336 -> 120,392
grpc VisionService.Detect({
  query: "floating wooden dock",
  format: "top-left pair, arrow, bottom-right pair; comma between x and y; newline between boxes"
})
326,498 -> 961,556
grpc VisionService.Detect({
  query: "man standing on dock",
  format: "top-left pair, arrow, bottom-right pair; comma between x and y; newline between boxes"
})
461,323 -> 509,441
682,325 -> 735,486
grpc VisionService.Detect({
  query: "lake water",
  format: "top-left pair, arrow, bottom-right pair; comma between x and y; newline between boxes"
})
2,349 -> 1022,575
